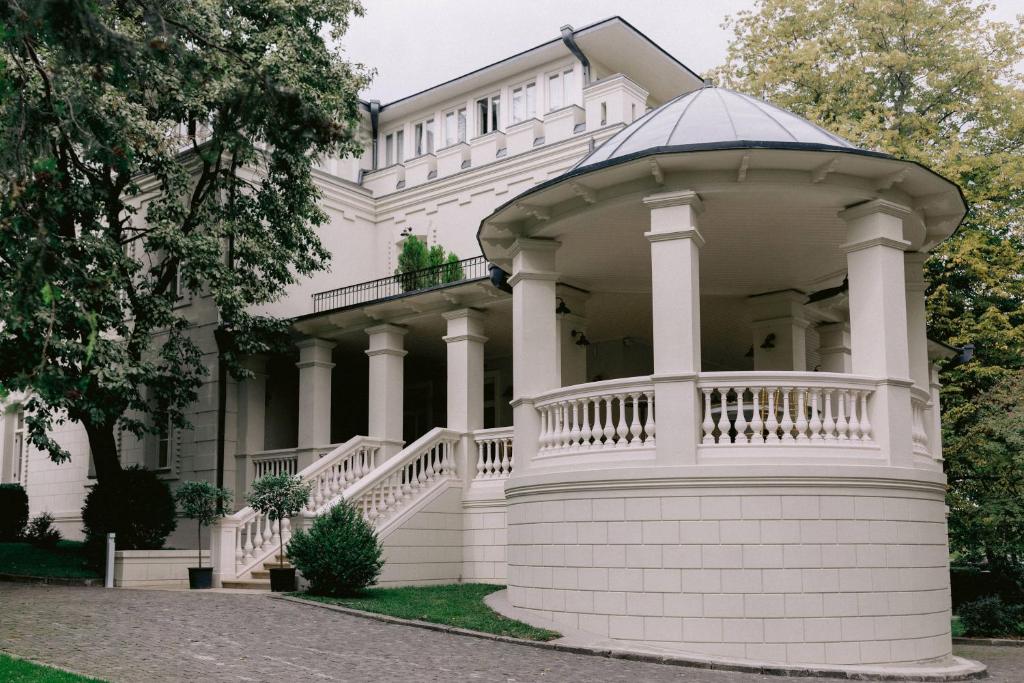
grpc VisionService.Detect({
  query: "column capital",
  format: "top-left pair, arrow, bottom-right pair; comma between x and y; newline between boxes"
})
365,348 -> 408,358
441,308 -> 486,322
508,237 -> 560,258
643,189 -> 704,213
295,337 -> 336,351
365,323 -> 408,337
644,228 -> 705,247
838,198 -> 913,223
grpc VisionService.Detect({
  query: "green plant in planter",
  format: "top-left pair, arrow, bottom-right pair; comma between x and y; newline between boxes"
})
174,481 -> 232,569
246,474 -> 311,569
288,498 -> 384,596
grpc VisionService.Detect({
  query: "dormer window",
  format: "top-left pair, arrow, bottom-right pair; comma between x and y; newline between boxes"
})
384,129 -> 405,166
511,81 -> 536,124
414,118 -> 435,156
476,94 -> 500,136
547,67 -> 575,111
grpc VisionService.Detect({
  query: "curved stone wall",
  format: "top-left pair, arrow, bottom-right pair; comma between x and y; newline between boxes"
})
505,467 -> 951,667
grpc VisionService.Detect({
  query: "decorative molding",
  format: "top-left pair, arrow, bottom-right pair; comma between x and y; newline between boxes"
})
810,157 -> 840,183
643,228 -> 705,248
642,189 -> 704,213
839,198 -> 913,222
840,235 -> 912,254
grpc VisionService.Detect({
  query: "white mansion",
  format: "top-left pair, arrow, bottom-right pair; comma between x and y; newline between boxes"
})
1,17 -> 974,673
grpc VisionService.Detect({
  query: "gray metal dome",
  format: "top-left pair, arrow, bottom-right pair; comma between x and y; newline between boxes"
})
576,86 -> 874,171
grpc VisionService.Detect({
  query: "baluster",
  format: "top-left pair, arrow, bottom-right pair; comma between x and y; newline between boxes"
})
809,389 -> 823,441
859,391 -> 873,442
701,388 -> 715,444
615,395 -> 629,446
425,448 -> 437,479
713,388 -> 729,444
448,440 -> 458,477
592,397 -> 606,447
259,513 -> 272,549
602,396 -> 616,448
836,391 -> 849,440
581,397 -> 593,447
242,520 -> 255,560
280,517 -> 291,547
269,513 -> 281,550
643,391 -> 656,445
847,390 -> 861,441
236,525 -> 245,563
780,388 -> 795,443
734,388 -> 748,444
628,393 -> 642,445
795,388 -> 809,442
765,389 -> 780,444
499,441 -> 510,477
750,389 -> 764,444
476,441 -> 486,479
822,391 -> 836,441
568,400 -> 582,449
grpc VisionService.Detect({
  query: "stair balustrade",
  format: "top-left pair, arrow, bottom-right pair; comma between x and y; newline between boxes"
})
534,377 -> 656,455
472,427 -> 514,479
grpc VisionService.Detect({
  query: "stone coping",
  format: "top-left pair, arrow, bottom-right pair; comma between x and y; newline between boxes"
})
0,572 -> 101,587
277,592 -> 987,681
953,636 -> 1024,648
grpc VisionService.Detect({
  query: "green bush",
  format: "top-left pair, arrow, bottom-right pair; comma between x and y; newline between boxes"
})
0,483 -> 29,541
958,595 -> 1024,637
288,499 -> 383,596
82,466 -> 177,553
25,512 -> 62,549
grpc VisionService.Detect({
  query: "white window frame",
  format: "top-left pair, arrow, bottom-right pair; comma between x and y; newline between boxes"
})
156,417 -> 173,471
476,93 -> 501,136
413,117 -> 435,156
510,80 -> 537,124
547,66 -> 576,112
12,410 -> 27,485
383,128 -> 405,166
443,106 -> 467,146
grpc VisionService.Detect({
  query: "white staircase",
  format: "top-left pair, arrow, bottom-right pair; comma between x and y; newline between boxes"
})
212,428 -> 463,589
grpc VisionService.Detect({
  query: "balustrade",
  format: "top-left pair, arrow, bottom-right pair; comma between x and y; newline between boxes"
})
473,428 -> 514,479
911,390 -> 931,457
535,378 -> 655,454
696,373 -> 876,446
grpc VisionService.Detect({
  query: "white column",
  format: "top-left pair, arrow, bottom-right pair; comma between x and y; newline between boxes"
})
747,290 -> 811,371
236,355 -> 267,496
840,199 -> 914,467
904,252 -> 931,391
296,339 -> 335,450
366,324 -> 407,457
443,309 -> 487,433
509,238 -> 560,473
929,363 -> 944,463
644,190 -> 703,465
817,322 -> 852,373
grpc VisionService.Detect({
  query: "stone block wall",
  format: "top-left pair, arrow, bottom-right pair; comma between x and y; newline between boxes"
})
506,484 -> 951,666
377,485 -> 463,586
462,503 -> 507,583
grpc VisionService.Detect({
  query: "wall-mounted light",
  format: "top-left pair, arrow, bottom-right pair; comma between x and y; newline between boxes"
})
571,329 -> 590,347
555,297 -> 572,315
760,333 -> 776,350
744,345 -> 754,358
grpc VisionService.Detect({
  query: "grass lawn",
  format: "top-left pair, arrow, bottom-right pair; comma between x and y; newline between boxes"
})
0,654 -> 104,682
295,583 -> 561,641
0,541 -> 99,579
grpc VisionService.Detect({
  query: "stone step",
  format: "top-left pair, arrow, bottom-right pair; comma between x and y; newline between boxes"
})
221,579 -> 270,591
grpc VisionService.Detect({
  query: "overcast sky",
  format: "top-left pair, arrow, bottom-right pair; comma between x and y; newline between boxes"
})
340,0 -> 1024,103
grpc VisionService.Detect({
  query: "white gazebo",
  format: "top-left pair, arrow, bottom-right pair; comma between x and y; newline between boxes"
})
477,85 -> 968,669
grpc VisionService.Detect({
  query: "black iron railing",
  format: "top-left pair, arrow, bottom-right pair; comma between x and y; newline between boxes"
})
312,255 -> 490,313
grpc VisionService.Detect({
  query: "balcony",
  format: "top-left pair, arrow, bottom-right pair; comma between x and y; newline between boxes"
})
312,255 -> 490,314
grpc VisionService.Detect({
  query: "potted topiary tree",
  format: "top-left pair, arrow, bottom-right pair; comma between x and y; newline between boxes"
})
246,473 -> 311,592
174,481 -> 233,589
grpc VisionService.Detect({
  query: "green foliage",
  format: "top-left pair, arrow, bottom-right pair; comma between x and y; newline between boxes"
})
0,653 -> 106,683
394,236 -> 462,291
958,596 -> 1024,637
175,480 -> 231,568
0,483 -> 28,541
715,0 -> 1024,578
297,584 -> 561,641
0,0 -> 371,482
81,466 -> 177,552
0,540 -> 97,579
24,512 -> 62,550
287,499 -> 383,596
246,473 -> 311,568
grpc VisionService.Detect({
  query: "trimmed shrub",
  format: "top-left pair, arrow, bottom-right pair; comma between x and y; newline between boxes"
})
0,483 -> 29,541
82,466 -> 177,553
958,595 -> 1024,637
287,499 -> 383,596
25,512 -> 62,549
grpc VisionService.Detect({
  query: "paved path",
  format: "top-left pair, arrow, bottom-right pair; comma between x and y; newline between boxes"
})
0,584 -> 1012,682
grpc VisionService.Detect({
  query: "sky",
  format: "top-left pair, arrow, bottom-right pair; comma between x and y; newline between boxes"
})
340,0 -> 1024,104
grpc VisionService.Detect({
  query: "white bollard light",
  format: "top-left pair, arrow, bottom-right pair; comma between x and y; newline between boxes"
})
104,532 -> 115,588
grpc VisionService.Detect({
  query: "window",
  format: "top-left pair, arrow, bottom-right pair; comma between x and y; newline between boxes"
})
600,102 -> 608,126
476,94 -> 500,136
511,81 -> 536,124
547,67 -> 575,111
384,129 -> 405,166
414,118 -> 435,156
12,410 -> 26,485
173,263 -> 186,300
157,419 -> 172,470
444,107 -> 467,146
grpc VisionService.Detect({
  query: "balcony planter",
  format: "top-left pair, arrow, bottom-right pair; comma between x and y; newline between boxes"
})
269,566 -> 297,592
188,566 -> 213,589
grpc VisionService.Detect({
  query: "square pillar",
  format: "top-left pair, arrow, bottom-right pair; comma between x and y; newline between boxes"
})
644,190 -> 704,465
236,354 -> 267,497
443,309 -> 487,433
366,324 -> 407,457
904,252 -> 931,391
509,238 -> 560,473
817,322 -> 852,373
296,339 -> 335,450
747,290 -> 811,371
929,363 -> 944,463
840,199 -> 914,467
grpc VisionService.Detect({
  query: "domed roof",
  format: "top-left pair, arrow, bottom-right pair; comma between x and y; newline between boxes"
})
576,86 -> 878,172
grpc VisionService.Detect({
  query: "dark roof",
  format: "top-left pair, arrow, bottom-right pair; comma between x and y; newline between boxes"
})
575,86 -> 869,172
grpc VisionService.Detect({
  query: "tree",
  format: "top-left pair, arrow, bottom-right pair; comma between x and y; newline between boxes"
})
0,0 -> 371,482
714,0 -> 1024,569
395,235 -> 461,291
174,480 -> 232,568
246,473 -> 311,569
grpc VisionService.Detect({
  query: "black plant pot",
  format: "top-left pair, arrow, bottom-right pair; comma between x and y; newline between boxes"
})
269,567 -> 296,592
188,567 -> 213,590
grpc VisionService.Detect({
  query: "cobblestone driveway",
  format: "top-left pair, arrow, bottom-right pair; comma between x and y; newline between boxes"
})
0,584 -> 1013,683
